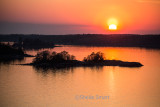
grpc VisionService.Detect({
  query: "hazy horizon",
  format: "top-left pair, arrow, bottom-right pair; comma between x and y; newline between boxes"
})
0,21 -> 160,35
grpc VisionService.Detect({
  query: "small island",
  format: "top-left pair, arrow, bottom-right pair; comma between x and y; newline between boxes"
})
22,51 -> 143,68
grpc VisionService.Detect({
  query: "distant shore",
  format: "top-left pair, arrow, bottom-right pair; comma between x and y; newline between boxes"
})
0,34 -> 160,49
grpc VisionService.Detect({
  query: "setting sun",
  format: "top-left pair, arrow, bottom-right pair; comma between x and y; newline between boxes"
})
109,24 -> 117,30
107,18 -> 118,31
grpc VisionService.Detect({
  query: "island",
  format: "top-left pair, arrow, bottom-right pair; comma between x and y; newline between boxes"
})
21,51 -> 143,68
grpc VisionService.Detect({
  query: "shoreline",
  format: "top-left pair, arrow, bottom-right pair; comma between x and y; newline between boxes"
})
20,60 -> 143,68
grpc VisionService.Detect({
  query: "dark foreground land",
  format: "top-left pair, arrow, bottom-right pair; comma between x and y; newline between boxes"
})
21,51 -> 143,68
0,43 -> 34,62
0,34 -> 160,49
23,60 -> 143,69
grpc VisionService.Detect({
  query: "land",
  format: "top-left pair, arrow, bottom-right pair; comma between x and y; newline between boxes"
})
0,43 -> 143,68
0,34 -> 160,49
0,43 -> 34,62
22,60 -> 143,68
12,38 -> 55,50
21,51 -> 143,68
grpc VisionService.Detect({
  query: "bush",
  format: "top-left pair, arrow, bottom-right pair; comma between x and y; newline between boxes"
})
33,51 -> 50,63
83,52 -> 105,62
0,43 -> 24,55
33,51 -> 76,63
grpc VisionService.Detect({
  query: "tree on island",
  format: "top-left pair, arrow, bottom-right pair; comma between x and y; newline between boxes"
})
31,50 -> 143,68
83,52 -> 106,62
33,51 -> 76,64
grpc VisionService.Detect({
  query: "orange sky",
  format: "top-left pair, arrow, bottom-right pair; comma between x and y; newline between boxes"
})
0,0 -> 160,34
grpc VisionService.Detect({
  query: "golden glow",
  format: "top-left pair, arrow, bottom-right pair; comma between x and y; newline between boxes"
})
107,18 -> 118,30
1,0 -> 160,34
109,24 -> 117,30
108,18 -> 118,26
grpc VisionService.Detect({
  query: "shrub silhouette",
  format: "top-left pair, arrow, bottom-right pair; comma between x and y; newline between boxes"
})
83,52 -> 105,62
33,51 -> 50,63
0,43 -> 24,55
50,51 -> 75,63
32,51 -> 143,68
33,51 -> 76,63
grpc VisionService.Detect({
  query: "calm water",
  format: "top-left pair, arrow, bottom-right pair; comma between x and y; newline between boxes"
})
0,46 -> 160,107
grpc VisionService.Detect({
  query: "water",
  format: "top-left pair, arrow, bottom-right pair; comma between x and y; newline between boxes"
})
0,46 -> 160,107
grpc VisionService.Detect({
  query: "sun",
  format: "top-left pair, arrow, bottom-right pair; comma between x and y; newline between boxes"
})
107,18 -> 118,30
109,24 -> 117,30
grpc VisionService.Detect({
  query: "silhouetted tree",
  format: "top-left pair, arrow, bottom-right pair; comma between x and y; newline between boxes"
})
33,51 -> 50,63
0,43 -> 24,55
83,52 -> 105,62
33,51 -> 76,63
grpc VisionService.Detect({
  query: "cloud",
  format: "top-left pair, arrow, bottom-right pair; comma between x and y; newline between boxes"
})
0,22 -> 102,34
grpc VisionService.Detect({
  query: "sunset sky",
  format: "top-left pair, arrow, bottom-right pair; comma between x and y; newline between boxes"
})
0,0 -> 160,34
